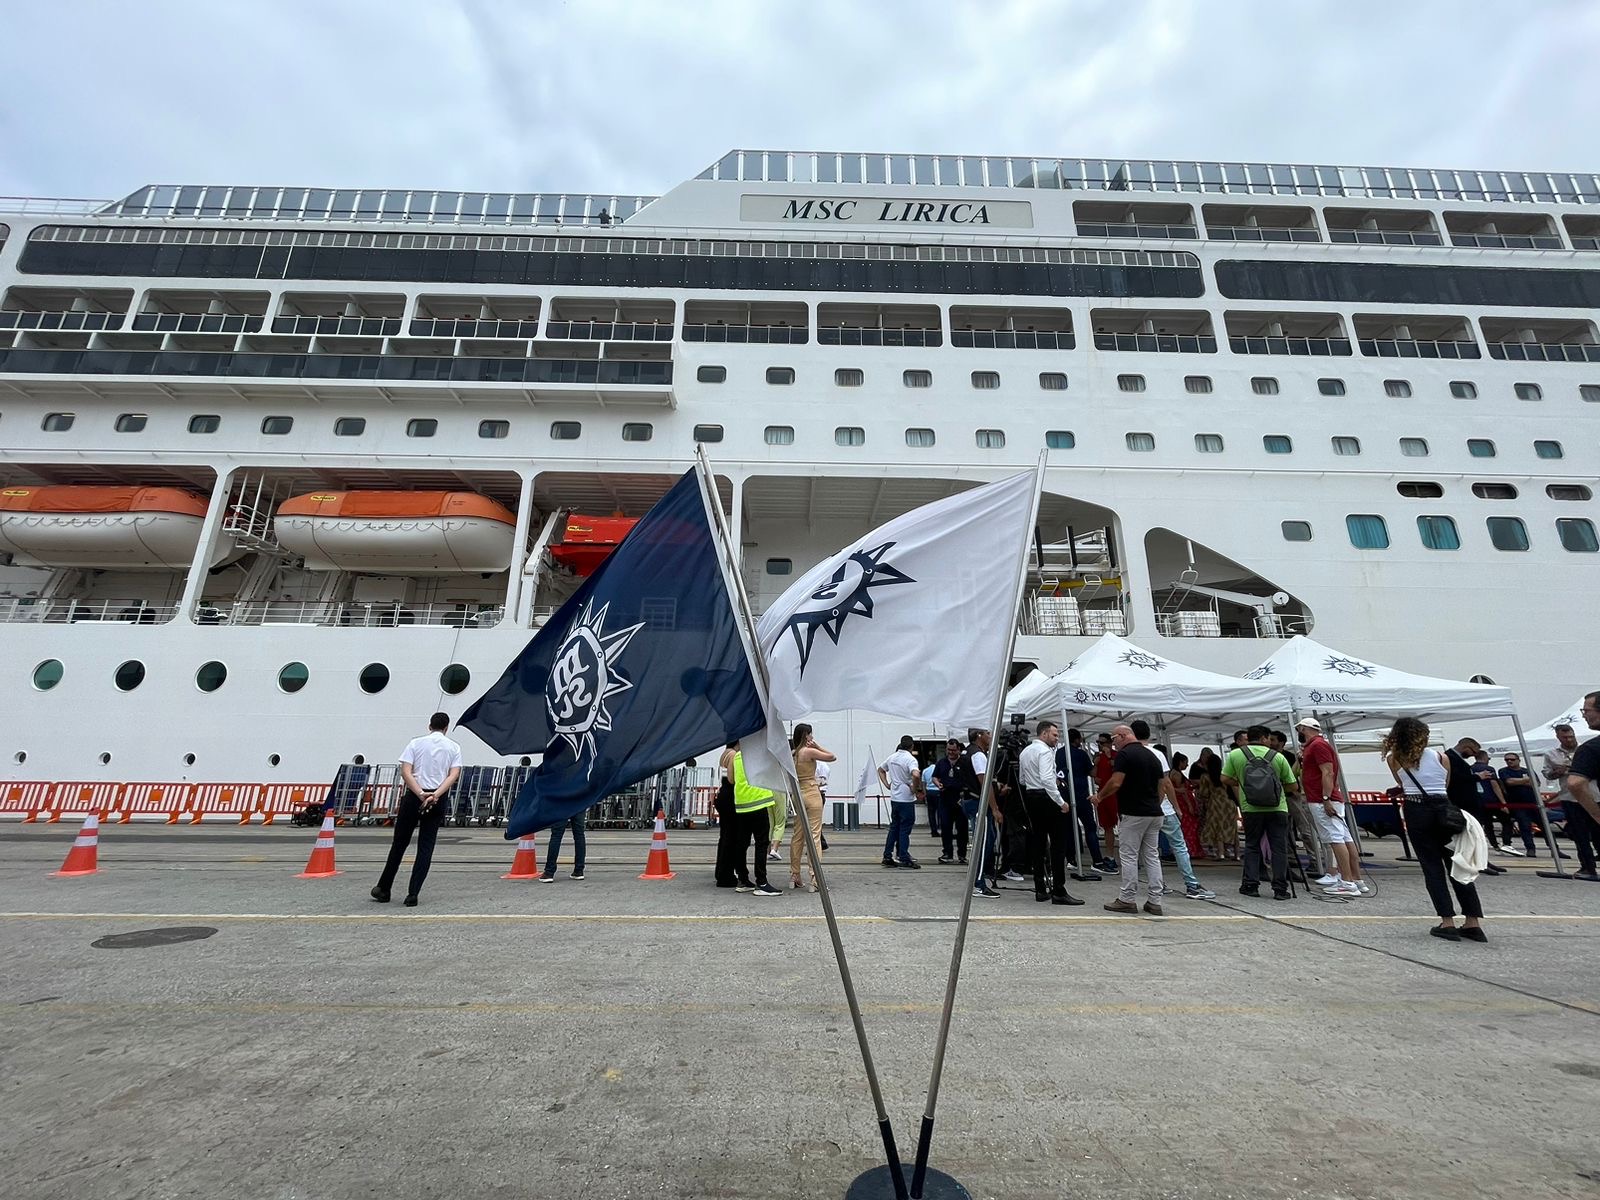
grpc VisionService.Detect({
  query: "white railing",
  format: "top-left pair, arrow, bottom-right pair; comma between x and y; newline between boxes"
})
0,196 -> 111,215
203,601 -> 505,628
0,597 -> 176,624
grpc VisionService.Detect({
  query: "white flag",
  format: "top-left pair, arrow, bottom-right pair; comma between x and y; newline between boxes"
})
757,470 -> 1038,727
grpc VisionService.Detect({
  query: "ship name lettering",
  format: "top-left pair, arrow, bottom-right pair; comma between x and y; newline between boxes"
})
874,201 -> 990,224
782,199 -> 857,220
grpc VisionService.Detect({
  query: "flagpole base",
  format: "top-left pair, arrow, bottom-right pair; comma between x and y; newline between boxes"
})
846,1166 -> 970,1200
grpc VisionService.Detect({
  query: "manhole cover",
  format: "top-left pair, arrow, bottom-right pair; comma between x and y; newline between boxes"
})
92,926 -> 218,950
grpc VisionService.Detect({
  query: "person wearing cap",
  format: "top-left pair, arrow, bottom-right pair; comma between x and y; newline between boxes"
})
1496,753 -> 1541,857
1295,718 -> 1367,896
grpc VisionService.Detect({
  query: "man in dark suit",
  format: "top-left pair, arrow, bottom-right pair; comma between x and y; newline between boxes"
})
1447,738 -> 1507,875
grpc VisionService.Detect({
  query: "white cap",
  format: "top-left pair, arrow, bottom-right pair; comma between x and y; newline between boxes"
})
1295,717 -> 1321,732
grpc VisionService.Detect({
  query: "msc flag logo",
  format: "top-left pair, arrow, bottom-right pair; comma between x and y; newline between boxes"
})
782,541 -> 913,675
545,600 -> 645,777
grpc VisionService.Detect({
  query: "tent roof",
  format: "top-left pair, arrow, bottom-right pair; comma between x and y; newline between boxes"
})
1483,696 -> 1591,756
1004,633 -> 1289,739
1241,635 -> 1516,728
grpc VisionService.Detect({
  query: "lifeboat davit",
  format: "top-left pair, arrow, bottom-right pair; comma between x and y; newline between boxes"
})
274,491 -> 517,573
0,485 -> 219,568
549,514 -> 638,577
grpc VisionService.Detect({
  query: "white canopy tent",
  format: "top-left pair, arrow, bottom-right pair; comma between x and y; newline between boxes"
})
1483,697 -> 1590,756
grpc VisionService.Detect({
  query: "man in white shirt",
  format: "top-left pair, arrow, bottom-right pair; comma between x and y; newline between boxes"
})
1019,721 -> 1084,905
878,736 -> 924,868
372,711 -> 463,907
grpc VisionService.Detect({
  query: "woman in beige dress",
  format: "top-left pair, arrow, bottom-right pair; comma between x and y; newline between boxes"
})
790,723 -> 836,892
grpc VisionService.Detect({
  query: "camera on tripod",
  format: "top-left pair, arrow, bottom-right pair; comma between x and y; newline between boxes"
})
994,712 -> 1030,760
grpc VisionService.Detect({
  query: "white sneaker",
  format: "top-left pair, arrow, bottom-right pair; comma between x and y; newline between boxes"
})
1355,880 -> 1373,895
1313,873 -> 1340,887
1322,881 -> 1360,896
1498,844 -> 1526,857
1000,870 -> 1026,882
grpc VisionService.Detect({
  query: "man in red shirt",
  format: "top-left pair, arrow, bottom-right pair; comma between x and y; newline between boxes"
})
1296,718 -> 1366,895
1092,731 -> 1118,858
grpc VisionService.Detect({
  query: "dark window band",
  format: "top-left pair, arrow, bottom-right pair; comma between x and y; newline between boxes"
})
1217,258 -> 1600,309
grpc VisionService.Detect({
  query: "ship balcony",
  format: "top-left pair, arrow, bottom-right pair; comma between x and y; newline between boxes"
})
132,312 -> 262,334
200,600 -> 504,629
1091,309 -> 1215,353
682,300 -> 808,345
683,322 -> 808,344
1225,311 -> 1351,356
951,305 -> 1074,350
0,286 -> 132,332
1074,200 -> 1197,240
1563,215 -> 1600,251
543,320 -> 673,342
1325,206 -> 1442,246
1354,314 -> 1480,359
545,298 -> 674,345
410,317 -> 540,338
817,302 -> 942,347
413,293 -> 542,337
0,596 -> 176,625
271,315 -> 401,337
1482,317 -> 1600,363
1202,203 -> 1321,242
1445,210 -> 1563,250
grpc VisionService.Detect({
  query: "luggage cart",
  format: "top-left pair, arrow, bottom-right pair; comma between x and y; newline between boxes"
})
453,766 -> 499,826
494,766 -> 531,828
315,763 -> 370,826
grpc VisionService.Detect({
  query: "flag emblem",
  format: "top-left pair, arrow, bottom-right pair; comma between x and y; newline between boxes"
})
783,541 -> 914,673
545,600 -> 645,775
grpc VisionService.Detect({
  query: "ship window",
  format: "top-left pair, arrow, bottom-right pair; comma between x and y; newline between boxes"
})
1467,438 -> 1496,458
358,663 -> 390,694
1534,439 -> 1564,459
478,419 -> 509,439
905,427 -> 935,448
835,426 -> 865,446
1472,482 -> 1518,499
1513,382 -> 1542,402
1045,430 -> 1075,449
835,368 -> 864,387
1281,520 -> 1312,542
99,752 -> 112,765
764,425 -> 795,446
1251,377 -> 1280,395
971,371 -> 1000,390
1582,384 -> 1600,403
1117,374 -> 1146,393
406,418 -> 438,438
1450,380 -> 1478,400
1346,514 -> 1389,549
1557,517 -> 1599,553
766,367 -> 796,385
1194,433 -> 1224,453
1263,434 -> 1292,454
183,753 -> 196,766
697,365 -> 727,384
975,428 -> 1006,449
550,421 -> 581,440
1038,372 -> 1069,391
903,370 -> 932,388
334,417 -> 366,437
1416,515 -> 1461,551
278,662 -> 309,693
1547,484 -> 1593,501
1398,481 -> 1444,498
1384,379 -> 1412,398
114,660 -> 146,691
189,414 -> 221,434
1486,516 -> 1530,552
439,664 -> 471,695
1331,436 -> 1361,456
32,659 -> 63,691
115,412 -> 148,433
1318,378 -> 1346,396
1184,375 -> 1213,394
1399,437 -> 1429,457
41,411 -> 75,431
765,558 -> 793,575
267,753 -> 281,768
195,661 -> 227,692
692,423 -> 724,443
1125,432 -> 1156,452
261,415 -> 293,435
621,422 -> 653,442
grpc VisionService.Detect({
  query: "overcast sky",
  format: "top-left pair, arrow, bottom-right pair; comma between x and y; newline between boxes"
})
1,0 -> 1596,202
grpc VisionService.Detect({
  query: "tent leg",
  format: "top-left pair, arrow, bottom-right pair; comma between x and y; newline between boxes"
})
1514,714 -> 1569,879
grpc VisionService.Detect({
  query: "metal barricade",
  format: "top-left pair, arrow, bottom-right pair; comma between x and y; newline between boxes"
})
453,765 -> 502,826
119,781 -> 193,823
1,780 -> 58,821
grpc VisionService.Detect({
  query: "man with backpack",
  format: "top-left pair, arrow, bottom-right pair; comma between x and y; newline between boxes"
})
1222,724 -> 1300,900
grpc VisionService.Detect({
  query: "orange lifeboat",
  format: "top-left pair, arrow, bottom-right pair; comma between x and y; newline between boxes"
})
273,490 -> 517,573
549,514 -> 639,576
0,485 -> 216,568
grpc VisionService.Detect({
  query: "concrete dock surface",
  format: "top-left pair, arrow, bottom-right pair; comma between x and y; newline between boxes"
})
2,821 -> 1598,1199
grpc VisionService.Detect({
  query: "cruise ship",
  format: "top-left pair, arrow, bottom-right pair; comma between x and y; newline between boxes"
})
2,151 -> 1597,797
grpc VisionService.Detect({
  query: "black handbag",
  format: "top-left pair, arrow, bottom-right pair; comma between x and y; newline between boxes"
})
1403,767 -> 1467,837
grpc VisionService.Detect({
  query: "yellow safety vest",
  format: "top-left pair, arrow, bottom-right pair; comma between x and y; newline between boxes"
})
732,753 -> 776,814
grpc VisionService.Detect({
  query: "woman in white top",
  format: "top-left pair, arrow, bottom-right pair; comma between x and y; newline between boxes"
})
1383,716 -> 1486,943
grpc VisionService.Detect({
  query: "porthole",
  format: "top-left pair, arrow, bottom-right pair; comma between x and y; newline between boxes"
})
439,664 -> 471,695
32,659 -> 64,690
183,753 -> 196,766
406,418 -> 439,438
278,661 -> 309,693
13,751 -> 25,764
359,663 -> 390,694
519,756 -> 533,767
195,661 -> 227,692
114,660 -> 146,691
352,754 -> 367,766
1469,674 -> 1496,685
99,752 -> 112,765
267,753 -> 282,768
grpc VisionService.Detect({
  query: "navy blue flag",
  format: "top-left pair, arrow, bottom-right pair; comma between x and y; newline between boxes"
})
460,469 -> 767,838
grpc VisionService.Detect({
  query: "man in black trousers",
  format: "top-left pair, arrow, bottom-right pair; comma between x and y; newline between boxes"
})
372,711 -> 463,907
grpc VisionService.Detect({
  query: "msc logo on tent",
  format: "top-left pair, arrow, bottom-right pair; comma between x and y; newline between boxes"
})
1308,690 -> 1350,704
1074,689 -> 1118,704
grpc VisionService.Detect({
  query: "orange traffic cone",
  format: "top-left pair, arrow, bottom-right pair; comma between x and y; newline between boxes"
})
295,811 -> 340,878
638,809 -> 675,880
51,813 -> 101,877
501,834 -> 540,879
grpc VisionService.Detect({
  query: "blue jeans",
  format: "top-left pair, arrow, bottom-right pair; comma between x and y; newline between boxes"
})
964,797 -> 998,878
884,800 -> 917,862
1160,811 -> 1200,891
544,812 -> 586,874
1074,794 -> 1105,864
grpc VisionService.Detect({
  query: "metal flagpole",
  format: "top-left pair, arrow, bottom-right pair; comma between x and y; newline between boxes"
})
1513,713 -> 1569,877
691,451 -> 910,1200
909,454 -> 1048,1200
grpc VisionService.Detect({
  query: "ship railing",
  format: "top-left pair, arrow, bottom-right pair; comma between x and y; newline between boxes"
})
1448,232 -> 1563,251
0,310 -> 126,331
1205,225 -> 1320,243
951,329 -> 1075,350
1094,332 -> 1217,354
0,597 -> 176,624
1486,341 -> 1600,363
682,323 -> 808,345
208,601 -> 505,628
1075,221 -> 1198,240
1358,338 -> 1482,360
1328,229 -> 1443,247
1227,335 -> 1353,357
0,196 -> 110,215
